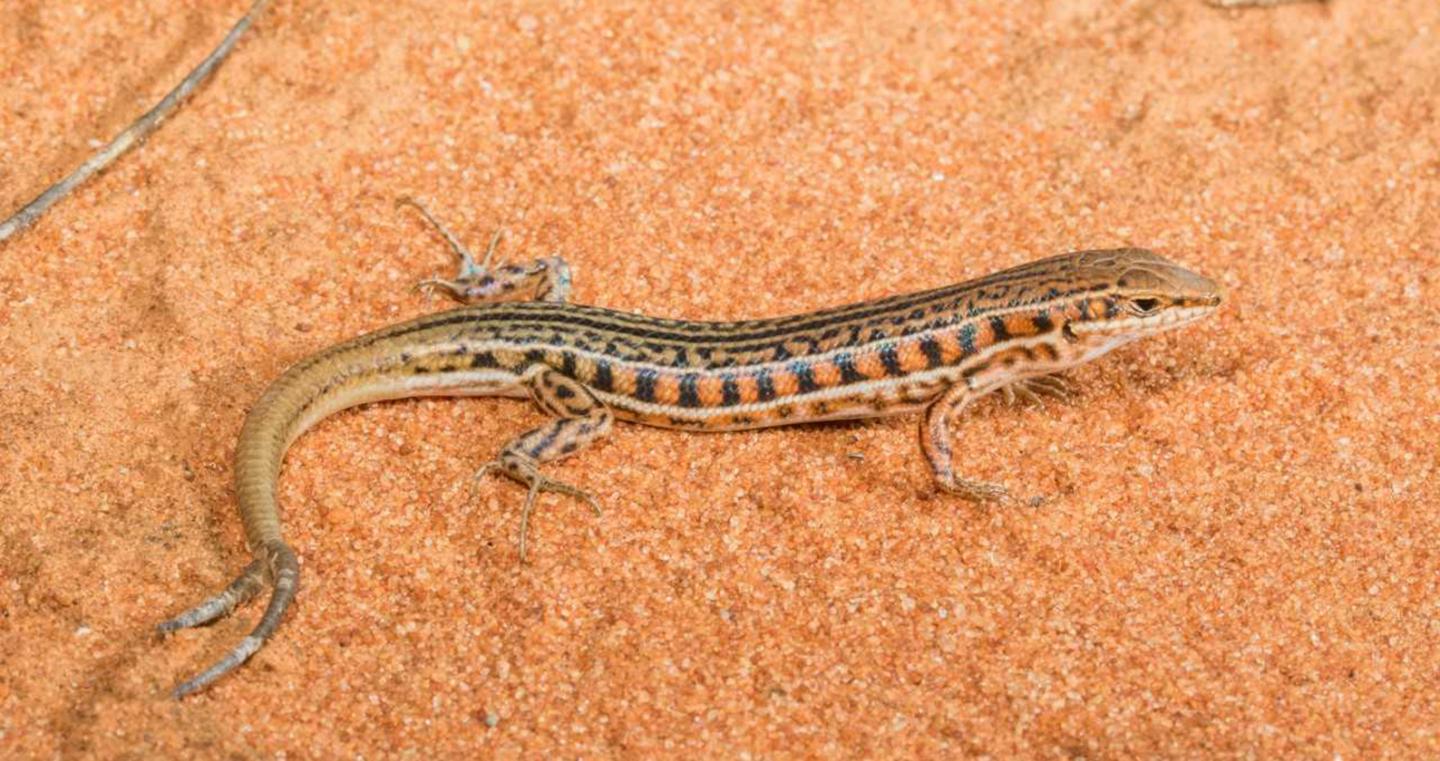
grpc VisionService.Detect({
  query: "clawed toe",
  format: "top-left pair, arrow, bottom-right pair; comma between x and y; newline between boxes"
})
472,458 -> 601,562
415,277 -> 465,300
1000,375 -> 1074,407
516,474 -> 600,562
531,477 -> 602,517
1029,375 -> 1073,400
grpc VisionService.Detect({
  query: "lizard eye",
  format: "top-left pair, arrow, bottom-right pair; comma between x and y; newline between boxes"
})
1130,297 -> 1162,314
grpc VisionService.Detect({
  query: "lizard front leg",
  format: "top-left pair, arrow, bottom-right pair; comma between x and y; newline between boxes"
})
399,196 -> 573,304
920,382 -> 1009,501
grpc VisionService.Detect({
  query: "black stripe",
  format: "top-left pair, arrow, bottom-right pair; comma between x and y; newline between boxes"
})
469,352 -> 499,369
988,316 -> 1011,342
958,324 -> 977,356
721,376 -> 741,406
560,351 -> 576,377
591,361 -> 614,392
835,353 -> 865,384
527,426 -> 562,458
678,374 -> 701,408
879,345 -> 903,377
1033,312 -> 1054,333
919,336 -> 943,368
634,369 -> 658,403
792,363 -> 818,394
377,294 -> 1094,359
369,268 -> 1103,349
756,371 -> 776,402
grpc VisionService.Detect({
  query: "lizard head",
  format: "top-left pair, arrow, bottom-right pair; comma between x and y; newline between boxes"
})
1021,248 -> 1225,364
1066,248 -> 1224,335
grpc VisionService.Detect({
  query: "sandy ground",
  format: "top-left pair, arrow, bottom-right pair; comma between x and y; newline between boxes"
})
1,0 -> 1437,757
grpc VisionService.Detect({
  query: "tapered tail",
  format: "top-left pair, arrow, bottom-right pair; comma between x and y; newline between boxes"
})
158,540 -> 297,698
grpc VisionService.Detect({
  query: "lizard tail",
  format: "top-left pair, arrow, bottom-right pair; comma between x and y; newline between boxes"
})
159,540 -> 298,699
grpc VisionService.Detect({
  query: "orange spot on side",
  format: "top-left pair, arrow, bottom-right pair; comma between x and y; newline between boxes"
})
735,375 -> 760,404
652,373 -> 681,405
1004,314 -> 1038,339
854,353 -> 885,379
939,330 -> 965,363
896,340 -> 929,374
972,320 -> 996,351
771,369 -> 799,397
697,375 -> 725,406
810,360 -> 841,388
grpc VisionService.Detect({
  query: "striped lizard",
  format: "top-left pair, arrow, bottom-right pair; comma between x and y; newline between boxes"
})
159,201 -> 1224,697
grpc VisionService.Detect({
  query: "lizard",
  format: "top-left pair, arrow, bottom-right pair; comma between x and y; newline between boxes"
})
158,199 -> 1225,697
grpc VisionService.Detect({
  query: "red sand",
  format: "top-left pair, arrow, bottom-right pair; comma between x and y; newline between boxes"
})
1,1 -> 1436,757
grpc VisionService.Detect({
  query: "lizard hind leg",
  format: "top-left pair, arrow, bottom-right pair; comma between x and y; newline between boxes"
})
398,196 -> 573,304
158,539 -> 299,698
473,367 -> 614,561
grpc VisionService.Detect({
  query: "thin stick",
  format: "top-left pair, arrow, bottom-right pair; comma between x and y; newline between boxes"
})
0,0 -> 275,244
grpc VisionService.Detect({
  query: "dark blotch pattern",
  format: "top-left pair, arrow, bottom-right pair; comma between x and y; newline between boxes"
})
678,374 -> 701,408
880,345 -> 903,377
792,362 -> 818,394
836,353 -> 866,384
958,324 -> 977,356
756,370 -> 776,402
989,316 -> 1011,342
919,336 -> 943,368
721,376 -> 741,406
591,361 -> 614,392
634,369 -> 658,403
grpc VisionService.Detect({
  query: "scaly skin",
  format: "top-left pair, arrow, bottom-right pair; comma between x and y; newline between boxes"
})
160,203 -> 1225,697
